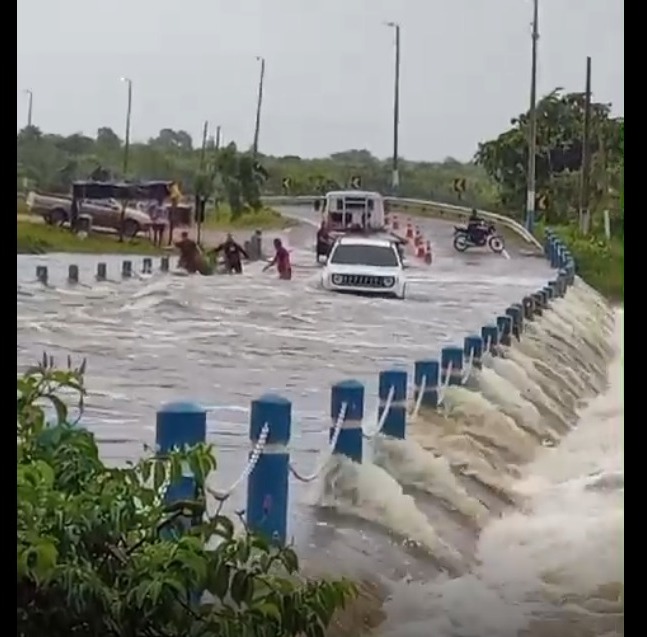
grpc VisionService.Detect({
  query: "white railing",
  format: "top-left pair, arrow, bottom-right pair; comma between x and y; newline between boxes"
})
262,195 -> 542,250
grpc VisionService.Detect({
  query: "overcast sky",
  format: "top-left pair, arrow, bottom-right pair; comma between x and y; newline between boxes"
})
17,0 -> 624,161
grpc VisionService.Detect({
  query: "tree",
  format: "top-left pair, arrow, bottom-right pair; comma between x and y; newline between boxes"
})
18,357 -> 357,637
474,89 -> 623,225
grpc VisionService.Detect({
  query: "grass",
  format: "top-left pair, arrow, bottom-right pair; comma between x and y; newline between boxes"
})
202,205 -> 295,230
17,220 -> 165,255
537,223 -> 624,303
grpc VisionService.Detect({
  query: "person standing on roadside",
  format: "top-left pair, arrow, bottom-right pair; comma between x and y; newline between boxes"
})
148,198 -> 168,247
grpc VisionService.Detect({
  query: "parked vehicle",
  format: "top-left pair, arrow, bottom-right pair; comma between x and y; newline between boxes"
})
25,191 -> 152,238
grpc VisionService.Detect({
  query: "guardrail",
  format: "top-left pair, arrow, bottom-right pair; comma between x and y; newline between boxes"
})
144,228 -> 575,545
262,195 -> 542,250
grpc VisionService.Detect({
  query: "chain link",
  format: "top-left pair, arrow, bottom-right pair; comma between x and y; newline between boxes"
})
207,423 -> 269,502
363,386 -> 396,439
289,402 -> 347,483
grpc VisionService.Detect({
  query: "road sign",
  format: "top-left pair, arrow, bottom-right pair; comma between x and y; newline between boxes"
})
453,178 -> 466,194
281,177 -> 291,193
536,194 -> 549,210
349,175 -> 362,189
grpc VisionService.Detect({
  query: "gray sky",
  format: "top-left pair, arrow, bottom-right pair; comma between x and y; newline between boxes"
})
17,0 -> 624,161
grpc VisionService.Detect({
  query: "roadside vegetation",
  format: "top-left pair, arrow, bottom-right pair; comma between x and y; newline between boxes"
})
17,219 -> 165,255
18,358 -> 359,637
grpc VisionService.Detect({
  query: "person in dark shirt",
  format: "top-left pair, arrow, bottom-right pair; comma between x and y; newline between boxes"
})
316,221 -> 331,262
211,233 -> 249,274
174,231 -> 201,273
263,238 -> 292,280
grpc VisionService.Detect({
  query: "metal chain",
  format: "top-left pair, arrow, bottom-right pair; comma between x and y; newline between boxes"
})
207,423 -> 269,502
409,375 -> 427,419
437,361 -> 453,406
363,386 -> 396,439
461,349 -> 475,384
289,402 -> 347,483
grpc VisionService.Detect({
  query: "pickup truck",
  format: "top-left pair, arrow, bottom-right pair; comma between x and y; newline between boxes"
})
25,191 -> 153,238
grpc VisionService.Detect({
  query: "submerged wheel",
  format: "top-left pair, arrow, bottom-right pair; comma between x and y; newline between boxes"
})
488,235 -> 505,254
453,233 -> 469,252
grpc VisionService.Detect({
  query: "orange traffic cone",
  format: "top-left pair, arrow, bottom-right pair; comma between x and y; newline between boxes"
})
406,221 -> 414,239
424,241 -> 433,265
392,215 -> 399,230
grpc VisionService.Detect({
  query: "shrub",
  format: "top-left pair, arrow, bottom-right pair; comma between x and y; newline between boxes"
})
17,356 -> 356,637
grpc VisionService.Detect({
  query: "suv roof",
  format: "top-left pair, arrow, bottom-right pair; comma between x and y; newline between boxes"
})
336,235 -> 396,248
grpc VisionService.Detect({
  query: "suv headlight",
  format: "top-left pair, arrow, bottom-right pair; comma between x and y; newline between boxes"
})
383,276 -> 395,287
331,274 -> 343,285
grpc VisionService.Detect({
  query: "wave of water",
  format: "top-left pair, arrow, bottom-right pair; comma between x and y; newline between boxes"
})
16,227 -> 621,635
315,281 -> 622,637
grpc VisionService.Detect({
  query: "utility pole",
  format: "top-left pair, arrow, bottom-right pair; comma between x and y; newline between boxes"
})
386,22 -> 401,195
525,0 -> 539,233
215,125 -> 222,150
252,56 -> 266,157
24,89 -> 33,127
196,120 -> 209,245
121,77 -> 133,177
579,56 -> 592,235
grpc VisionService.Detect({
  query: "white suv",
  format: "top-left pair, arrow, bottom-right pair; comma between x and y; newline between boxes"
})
321,235 -> 407,299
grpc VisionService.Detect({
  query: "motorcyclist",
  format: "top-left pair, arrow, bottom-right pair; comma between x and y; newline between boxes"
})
211,233 -> 249,274
467,209 -> 487,244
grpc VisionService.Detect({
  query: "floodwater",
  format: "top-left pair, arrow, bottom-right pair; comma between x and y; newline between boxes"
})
16,207 -> 623,636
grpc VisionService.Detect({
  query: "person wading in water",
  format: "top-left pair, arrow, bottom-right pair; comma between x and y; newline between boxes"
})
263,238 -> 292,280
174,231 -> 210,274
210,233 -> 249,274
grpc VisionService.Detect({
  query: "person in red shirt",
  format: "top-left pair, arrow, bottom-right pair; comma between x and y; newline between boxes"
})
263,238 -> 292,280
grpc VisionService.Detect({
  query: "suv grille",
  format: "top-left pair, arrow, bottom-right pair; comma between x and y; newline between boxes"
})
337,274 -> 387,288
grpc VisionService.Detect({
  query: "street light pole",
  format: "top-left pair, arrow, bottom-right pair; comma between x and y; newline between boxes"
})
121,77 -> 133,177
252,56 -> 266,157
24,89 -> 33,127
385,22 -> 401,195
525,0 -> 539,233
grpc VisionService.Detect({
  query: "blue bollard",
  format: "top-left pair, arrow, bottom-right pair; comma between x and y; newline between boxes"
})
441,347 -> 463,386
550,239 -> 560,268
532,291 -> 545,314
522,296 -> 535,320
505,305 -> 523,339
481,325 -> 499,353
378,369 -> 408,439
544,230 -> 554,258
330,380 -> 364,463
548,280 -> 560,298
161,256 -> 170,272
143,257 -> 153,274
497,315 -> 513,347
156,401 -> 207,507
36,265 -> 48,285
122,260 -> 133,278
246,394 -> 291,545
96,262 -> 107,281
464,335 -> 484,371
68,264 -> 79,284
539,289 -> 549,307
544,285 -> 554,301
414,360 -> 439,408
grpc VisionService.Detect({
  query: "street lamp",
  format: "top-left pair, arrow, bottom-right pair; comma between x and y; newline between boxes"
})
525,0 -> 539,232
252,56 -> 266,157
385,22 -> 401,195
23,89 -> 33,127
120,77 -> 133,177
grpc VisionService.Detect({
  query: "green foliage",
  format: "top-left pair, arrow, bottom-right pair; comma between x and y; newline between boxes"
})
475,89 -> 623,230
546,224 -> 624,302
17,358 -> 357,637
17,220 -> 165,255
17,126 -> 498,210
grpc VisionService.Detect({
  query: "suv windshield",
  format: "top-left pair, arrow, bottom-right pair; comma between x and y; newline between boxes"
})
330,244 -> 399,267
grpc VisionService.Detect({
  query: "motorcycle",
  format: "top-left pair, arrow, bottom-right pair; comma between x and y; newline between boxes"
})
453,223 -> 505,254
